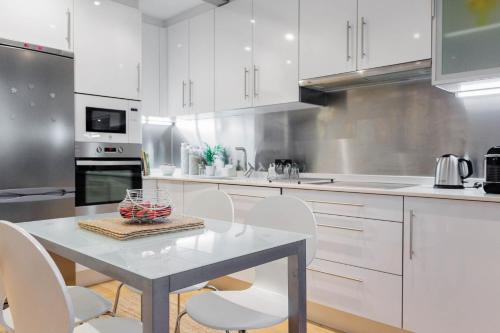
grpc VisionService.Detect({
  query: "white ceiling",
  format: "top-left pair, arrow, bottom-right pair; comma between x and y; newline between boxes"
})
140,0 -> 205,20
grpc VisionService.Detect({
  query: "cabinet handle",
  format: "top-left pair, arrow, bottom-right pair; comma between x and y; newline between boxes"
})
317,223 -> 363,233
244,67 -> 249,99
308,268 -> 363,283
182,81 -> 187,108
361,17 -> 367,58
227,193 -> 265,199
253,65 -> 259,98
409,209 -> 415,260
66,10 -> 71,49
136,63 -> 141,93
346,20 -> 352,61
307,199 -> 364,208
189,80 -> 193,107
432,0 -> 436,18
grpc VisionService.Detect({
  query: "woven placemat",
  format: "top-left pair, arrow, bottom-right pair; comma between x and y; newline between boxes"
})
79,216 -> 205,240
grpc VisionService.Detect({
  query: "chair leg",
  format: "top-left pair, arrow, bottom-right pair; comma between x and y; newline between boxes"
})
174,310 -> 188,333
112,282 -> 126,315
177,293 -> 181,316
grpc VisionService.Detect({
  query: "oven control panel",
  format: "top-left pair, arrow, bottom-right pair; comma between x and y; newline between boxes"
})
96,146 -> 125,154
75,142 -> 142,159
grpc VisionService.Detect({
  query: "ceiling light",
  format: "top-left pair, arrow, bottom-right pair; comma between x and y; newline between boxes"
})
413,33 -> 421,39
250,19 -> 256,24
456,88 -> 500,98
94,1 -> 101,5
284,33 -> 295,41
244,46 -> 252,52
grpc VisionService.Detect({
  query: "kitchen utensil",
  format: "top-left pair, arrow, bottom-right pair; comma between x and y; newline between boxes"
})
483,147 -> 500,194
434,154 -> 473,189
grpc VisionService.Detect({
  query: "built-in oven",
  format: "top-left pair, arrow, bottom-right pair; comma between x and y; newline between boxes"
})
75,142 -> 142,215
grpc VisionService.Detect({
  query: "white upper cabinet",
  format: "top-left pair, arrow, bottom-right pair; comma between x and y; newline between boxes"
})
74,0 -> 142,100
403,197 -> 500,333
142,23 -> 161,117
0,0 -> 73,51
300,0 -> 357,79
357,0 -> 431,70
188,10 -> 215,114
167,20 -> 189,116
215,0 -> 254,111
253,0 -> 299,107
167,10 -> 214,116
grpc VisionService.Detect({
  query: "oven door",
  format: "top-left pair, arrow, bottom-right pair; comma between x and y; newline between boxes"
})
75,160 -> 142,210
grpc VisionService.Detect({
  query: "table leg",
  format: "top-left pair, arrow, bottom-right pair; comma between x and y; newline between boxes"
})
288,240 -> 307,333
142,279 -> 170,333
50,252 -> 75,286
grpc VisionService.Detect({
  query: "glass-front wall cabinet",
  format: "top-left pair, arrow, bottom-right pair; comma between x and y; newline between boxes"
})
434,0 -> 500,88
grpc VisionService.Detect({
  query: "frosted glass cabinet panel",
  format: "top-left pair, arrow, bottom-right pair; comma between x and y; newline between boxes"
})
434,0 -> 500,85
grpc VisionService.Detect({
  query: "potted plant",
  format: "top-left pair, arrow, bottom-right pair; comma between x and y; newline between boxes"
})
202,144 -> 216,176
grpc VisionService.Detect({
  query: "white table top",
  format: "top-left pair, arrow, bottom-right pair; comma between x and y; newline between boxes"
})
19,213 -> 308,280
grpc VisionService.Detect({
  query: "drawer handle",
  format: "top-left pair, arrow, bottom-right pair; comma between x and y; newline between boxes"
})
317,223 -> 364,232
307,199 -> 364,208
227,193 -> 265,199
308,268 -> 363,283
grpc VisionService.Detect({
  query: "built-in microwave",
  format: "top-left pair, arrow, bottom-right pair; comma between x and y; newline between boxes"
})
75,94 -> 142,144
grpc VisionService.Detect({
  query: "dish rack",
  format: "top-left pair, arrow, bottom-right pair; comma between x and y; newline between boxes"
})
119,189 -> 173,224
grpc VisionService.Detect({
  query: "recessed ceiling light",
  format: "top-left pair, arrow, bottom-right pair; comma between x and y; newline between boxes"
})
413,32 -> 421,39
94,1 -> 101,6
284,33 -> 295,41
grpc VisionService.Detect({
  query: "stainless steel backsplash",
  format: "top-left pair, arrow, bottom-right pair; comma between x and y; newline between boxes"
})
143,80 -> 500,177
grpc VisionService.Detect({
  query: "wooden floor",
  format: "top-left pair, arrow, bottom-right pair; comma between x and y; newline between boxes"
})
0,280 -> 339,332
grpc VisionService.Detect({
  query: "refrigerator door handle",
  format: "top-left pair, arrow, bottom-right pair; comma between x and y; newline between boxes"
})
0,192 -> 75,204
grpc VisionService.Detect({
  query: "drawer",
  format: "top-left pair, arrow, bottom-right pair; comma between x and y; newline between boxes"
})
284,189 -> 403,222
308,259 -> 402,328
315,214 -> 402,275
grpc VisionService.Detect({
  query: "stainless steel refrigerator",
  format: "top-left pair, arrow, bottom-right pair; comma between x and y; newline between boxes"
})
0,40 -> 75,222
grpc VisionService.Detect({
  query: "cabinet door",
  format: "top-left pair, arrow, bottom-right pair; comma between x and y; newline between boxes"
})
253,0 -> 299,106
404,197 -> 500,333
74,0 -> 142,100
299,0 -> 357,79
157,180 -> 184,216
183,182 -> 219,215
357,0 -> 431,70
189,10 -> 215,114
167,21 -> 189,116
0,0 -> 73,51
142,23 -> 160,117
214,0 -> 253,111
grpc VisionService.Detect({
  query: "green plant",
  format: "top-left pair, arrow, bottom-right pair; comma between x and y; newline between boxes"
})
202,144 -> 216,166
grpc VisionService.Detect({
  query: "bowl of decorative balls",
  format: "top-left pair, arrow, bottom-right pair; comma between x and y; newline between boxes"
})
119,189 -> 173,224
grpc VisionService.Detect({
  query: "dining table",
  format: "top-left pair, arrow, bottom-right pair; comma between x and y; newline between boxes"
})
18,213 -> 308,333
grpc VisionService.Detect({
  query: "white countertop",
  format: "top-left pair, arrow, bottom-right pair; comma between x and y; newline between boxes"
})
144,171 -> 500,204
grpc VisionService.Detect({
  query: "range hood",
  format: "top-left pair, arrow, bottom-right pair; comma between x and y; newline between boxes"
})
299,59 -> 432,93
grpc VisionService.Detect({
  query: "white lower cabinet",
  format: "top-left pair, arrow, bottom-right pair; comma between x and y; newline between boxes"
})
219,184 -> 281,282
157,180 -> 184,215
183,182 -> 219,215
308,259 -> 402,328
404,197 -> 500,333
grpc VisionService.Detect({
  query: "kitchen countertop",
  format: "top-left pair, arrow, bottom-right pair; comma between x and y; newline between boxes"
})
144,172 -> 500,204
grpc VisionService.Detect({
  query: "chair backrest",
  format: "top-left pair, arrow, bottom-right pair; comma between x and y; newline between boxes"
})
184,190 -> 235,222
245,196 -> 317,296
0,221 -> 74,333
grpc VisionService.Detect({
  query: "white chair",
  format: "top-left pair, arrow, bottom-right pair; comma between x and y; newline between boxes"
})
113,190 -> 235,319
180,195 -> 317,333
0,220 -> 141,333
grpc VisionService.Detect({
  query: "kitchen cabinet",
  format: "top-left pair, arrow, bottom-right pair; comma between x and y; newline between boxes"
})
157,180 -> 184,216
183,182 -> 219,215
215,0 -> 299,111
0,0 -> 73,51
219,184 -> 281,282
403,197 -> 500,333
167,10 -> 214,116
357,0 -> 431,70
299,0 -> 431,79
214,0 -> 254,111
142,23 -> 161,117
433,0 -> 500,92
299,0 -> 357,79
74,0 -> 142,100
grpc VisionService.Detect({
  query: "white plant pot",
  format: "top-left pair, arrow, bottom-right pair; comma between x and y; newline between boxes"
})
205,165 -> 215,177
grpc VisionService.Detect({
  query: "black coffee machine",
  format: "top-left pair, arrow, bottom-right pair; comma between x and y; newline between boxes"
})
484,147 -> 500,194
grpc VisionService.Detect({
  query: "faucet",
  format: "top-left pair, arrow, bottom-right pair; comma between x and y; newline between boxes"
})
244,162 -> 255,178
235,147 -> 248,171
